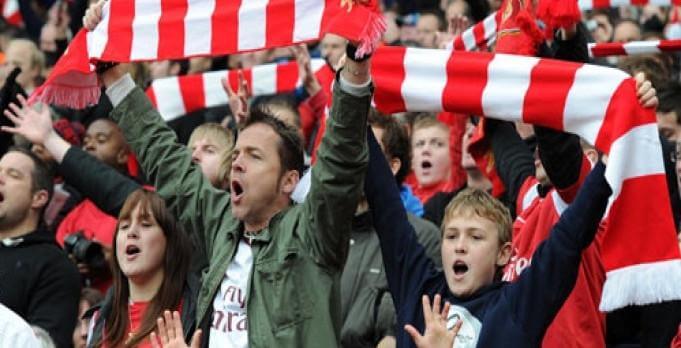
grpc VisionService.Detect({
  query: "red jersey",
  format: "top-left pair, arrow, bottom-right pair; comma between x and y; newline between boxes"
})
504,173 -> 606,348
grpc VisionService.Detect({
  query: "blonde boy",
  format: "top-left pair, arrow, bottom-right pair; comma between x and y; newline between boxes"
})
364,129 -> 611,347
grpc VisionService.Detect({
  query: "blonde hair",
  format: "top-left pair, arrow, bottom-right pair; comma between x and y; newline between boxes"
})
188,123 -> 234,189
442,188 -> 512,245
9,39 -> 44,71
412,116 -> 450,136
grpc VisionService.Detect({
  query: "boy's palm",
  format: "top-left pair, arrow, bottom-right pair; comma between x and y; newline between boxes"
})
405,294 -> 462,348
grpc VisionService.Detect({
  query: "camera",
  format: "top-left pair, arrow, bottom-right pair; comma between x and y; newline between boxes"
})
63,232 -> 110,286
64,232 -> 104,265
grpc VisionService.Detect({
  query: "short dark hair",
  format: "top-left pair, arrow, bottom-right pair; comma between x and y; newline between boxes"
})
369,109 -> 411,186
243,107 -> 305,177
7,146 -> 54,202
658,82 -> 681,124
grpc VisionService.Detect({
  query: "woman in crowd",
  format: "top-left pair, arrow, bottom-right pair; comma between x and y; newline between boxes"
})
85,189 -> 199,347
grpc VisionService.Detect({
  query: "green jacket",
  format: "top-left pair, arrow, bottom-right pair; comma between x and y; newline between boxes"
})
109,81 -> 369,347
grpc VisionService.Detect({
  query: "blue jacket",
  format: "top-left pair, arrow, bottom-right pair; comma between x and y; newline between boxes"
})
364,130 -> 612,347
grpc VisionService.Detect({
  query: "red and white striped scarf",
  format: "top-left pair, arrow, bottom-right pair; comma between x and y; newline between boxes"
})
31,0 -> 384,109
589,39 -> 681,57
146,58 -> 327,122
372,46 -> 681,312
1,0 -> 21,27
579,0 -> 681,8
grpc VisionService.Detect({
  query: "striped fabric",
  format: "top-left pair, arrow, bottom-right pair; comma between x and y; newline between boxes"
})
31,0 -> 384,109
449,11 -> 500,52
579,0 -> 681,9
372,46 -> 681,312
589,39 -> 681,57
1,0 -> 21,26
146,58 -> 326,122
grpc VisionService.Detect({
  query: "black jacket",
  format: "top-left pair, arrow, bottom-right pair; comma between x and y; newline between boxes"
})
85,272 -> 200,348
0,228 -> 81,348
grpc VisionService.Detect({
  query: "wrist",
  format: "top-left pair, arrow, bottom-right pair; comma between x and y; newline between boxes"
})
44,130 -> 71,163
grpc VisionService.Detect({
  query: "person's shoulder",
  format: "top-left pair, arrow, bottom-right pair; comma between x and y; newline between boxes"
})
0,304 -> 40,348
407,213 -> 439,233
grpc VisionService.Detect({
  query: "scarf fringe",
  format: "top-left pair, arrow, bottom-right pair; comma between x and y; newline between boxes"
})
599,259 -> 681,312
355,11 -> 387,59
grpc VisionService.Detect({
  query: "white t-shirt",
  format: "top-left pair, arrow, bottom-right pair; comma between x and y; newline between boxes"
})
209,239 -> 253,348
0,303 -> 41,348
446,304 -> 482,348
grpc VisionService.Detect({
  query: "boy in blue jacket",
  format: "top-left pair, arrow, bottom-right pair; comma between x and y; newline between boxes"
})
364,130 -> 612,347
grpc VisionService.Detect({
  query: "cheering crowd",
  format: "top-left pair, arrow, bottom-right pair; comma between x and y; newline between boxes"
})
0,0 -> 680,347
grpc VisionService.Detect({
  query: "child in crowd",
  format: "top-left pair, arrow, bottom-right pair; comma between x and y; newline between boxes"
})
364,129 -> 612,347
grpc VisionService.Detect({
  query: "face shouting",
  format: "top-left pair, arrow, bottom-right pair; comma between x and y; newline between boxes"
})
441,213 -> 511,298
115,204 -> 167,283
412,126 -> 452,188
229,123 -> 297,230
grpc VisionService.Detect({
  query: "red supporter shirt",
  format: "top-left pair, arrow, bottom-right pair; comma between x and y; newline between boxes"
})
504,173 -> 606,348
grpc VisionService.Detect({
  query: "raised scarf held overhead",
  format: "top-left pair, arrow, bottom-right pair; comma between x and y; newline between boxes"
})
30,0 -> 384,109
146,58 -> 327,122
372,46 -> 681,312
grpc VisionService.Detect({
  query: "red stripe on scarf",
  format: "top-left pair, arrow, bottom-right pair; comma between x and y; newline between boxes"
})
604,175 -> 680,270
101,0 -> 135,60
276,63 -> 299,92
159,0 -> 188,57
594,79 -> 651,153
443,51 -> 492,116
211,0 -> 240,53
266,0 -> 296,48
179,74 -> 205,115
372,47 -> 407,114
522,59 -> 580,130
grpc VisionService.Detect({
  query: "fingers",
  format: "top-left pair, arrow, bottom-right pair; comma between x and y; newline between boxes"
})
157,313 -> 170,343
404,324 -> 423,344
642,95 -> 658,109
441,301 -> 451,321
637,80 -> 652,97
432,294 -> 442,317
190,330 -> 203,348
172,311 -> 184,339
421,295 -> 433,323
149,332 -> 160,348
634,72 -> 645,86
164,310 -> 176,341
0,126 -> 19,135
222,76 -> 235,97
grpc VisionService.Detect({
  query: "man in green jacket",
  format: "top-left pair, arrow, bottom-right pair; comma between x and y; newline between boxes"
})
94,47 -> 371,346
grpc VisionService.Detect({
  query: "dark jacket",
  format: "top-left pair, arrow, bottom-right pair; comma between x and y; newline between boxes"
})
84,273 -> 199,348
0,229 -> 81,348
341,211 -> 441,347
364,130 -> 612,347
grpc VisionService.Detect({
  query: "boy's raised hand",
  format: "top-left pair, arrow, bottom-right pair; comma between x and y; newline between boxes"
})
150,311 -> 202,348
405,294 -> 462,348
2,95 -> 54,145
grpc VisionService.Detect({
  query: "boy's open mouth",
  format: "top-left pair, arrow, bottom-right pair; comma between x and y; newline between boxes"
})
453,261 -> 469,275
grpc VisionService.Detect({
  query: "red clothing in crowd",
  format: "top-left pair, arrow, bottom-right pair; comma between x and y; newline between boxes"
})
299,63 -> 335,164
56,199 -> 117,249
504,161 -> 606,348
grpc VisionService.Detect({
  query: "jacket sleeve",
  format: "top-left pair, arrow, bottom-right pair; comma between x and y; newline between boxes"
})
504,162 -> 612,344
300,81 -> 369,270
27,253 -> 81,348
486,119 -> 535,216
533,23 -> 591,203
365,129 -> 438,310
59,147 -> 141,216
108,85 -> 230,259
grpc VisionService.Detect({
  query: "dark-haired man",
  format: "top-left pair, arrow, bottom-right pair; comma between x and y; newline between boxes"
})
97,49 -> 370,346
0,148 -> 80,348
80,2 -> 372,344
